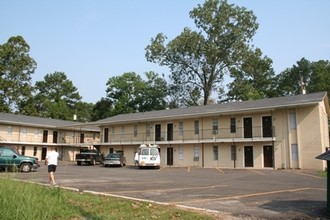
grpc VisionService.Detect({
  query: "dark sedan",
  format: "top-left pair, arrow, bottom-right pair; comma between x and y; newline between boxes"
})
102,153 -> 126,167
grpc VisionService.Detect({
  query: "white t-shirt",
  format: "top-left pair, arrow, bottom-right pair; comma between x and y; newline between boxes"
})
46,150 -> 59,166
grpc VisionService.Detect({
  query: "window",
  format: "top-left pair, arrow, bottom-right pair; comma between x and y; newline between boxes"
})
141,148 -> 149,155
289,112 -> 297,129
193,145 -> 199,161
60,131 -> 66,142
212,119 -> 218,134
134,125 -> 138,137
1,148 -> 15,156
230,118 -> 236,133
194,121 -> 199,135
7,126 -> 13,134
150,148 -> 158,155
213,146 -> 218,160
33,147 -> 37,156
111,127 -> 115,134
146,125 -> 151,137
71,131 -> 75,142
178,145 -> 183,160
121,126 -> 125,135
21,127 -> 27,135
179,122 -> 183,136
292,144 -> 298,161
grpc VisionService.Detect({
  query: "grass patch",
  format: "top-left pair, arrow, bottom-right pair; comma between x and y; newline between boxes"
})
317,170 -> 327,177
0,175 -> 217,220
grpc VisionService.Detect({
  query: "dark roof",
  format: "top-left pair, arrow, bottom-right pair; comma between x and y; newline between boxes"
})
316,150 -> 330,161
94,92 -> 329,125
0,113 -> 99,131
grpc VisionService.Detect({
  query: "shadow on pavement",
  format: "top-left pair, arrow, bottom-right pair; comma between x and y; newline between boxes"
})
260,200 -> 329,219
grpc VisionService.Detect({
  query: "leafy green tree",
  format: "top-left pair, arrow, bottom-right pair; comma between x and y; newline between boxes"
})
167,82 -> 204,108
18,96 -> 39,116
226,48 -> 275,101
106,71 -> 167,116
308,60 -> 330,95
34,72 -> 83,120
138,71 -> 167,111
0,36 -> 37,112
275,58 -> 312,96
91,97 -> 113,121
275,58 -> 330,98
106,72 -> 143,116
74,101 -> 94,122
145,0 -> 259,106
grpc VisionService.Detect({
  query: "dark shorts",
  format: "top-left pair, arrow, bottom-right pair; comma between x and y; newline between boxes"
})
48,165 -> 57,173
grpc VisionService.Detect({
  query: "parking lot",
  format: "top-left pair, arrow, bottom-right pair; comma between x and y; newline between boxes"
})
5,162 -> 329,219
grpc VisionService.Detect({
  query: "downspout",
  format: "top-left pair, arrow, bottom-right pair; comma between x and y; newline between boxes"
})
271,110 -> 275,169
202,143 -> 204,168
201,117 -> 204,168
232,141 -> 236,169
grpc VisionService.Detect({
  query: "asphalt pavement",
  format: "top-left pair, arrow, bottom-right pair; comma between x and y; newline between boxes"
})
3,162 -> 329,220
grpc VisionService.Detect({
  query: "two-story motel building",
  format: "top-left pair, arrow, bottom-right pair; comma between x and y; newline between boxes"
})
92,92 -> 330,170
0,113 -> 100,161
0,92 -> 329,170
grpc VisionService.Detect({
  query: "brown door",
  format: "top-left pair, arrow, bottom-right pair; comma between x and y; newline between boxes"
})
243,118 -> 252,138
155,124 -> 161,141
167,147 -> 173,166
53,131 -> 58,143
43,130 -> 48,143
244,146 -> 253,167
41,147 -> 47,160
263,145 -> 273,167
167,123 -> 173,141
80,133 -> 84,143
104,128 -> 109,142
262,116 -> 272,137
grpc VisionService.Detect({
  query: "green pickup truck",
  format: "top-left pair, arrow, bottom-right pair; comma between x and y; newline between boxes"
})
0,146 -> 40,172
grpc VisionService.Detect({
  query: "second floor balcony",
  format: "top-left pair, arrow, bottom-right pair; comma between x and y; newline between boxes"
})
0,133 -> 100,146
101,126 -> 276,145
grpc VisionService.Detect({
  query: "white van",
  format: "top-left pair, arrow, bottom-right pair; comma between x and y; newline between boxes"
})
138,144 -> 160,169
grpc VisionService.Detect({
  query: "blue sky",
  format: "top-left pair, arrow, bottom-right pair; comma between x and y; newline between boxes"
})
1,0 -> 329,103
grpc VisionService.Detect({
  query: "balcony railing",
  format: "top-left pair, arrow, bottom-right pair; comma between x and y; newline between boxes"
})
0,126 -> 275,146
0,134 -> 100,146
101,126 -> 275,145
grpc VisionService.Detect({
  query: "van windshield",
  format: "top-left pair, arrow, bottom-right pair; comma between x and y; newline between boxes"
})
141,149 -> 149,155
150,148 -> 158,155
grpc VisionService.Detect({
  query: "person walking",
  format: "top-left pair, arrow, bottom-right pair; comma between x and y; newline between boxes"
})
45,147 -> 59,186
134,151 -> 139,166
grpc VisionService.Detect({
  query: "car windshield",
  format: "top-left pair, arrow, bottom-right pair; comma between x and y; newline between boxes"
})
80,150 -> 97,154
106,154 -> 120,159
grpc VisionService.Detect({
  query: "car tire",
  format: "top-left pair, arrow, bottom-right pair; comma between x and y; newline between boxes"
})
77,161 -> 81,166
20,163 -> 32,173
